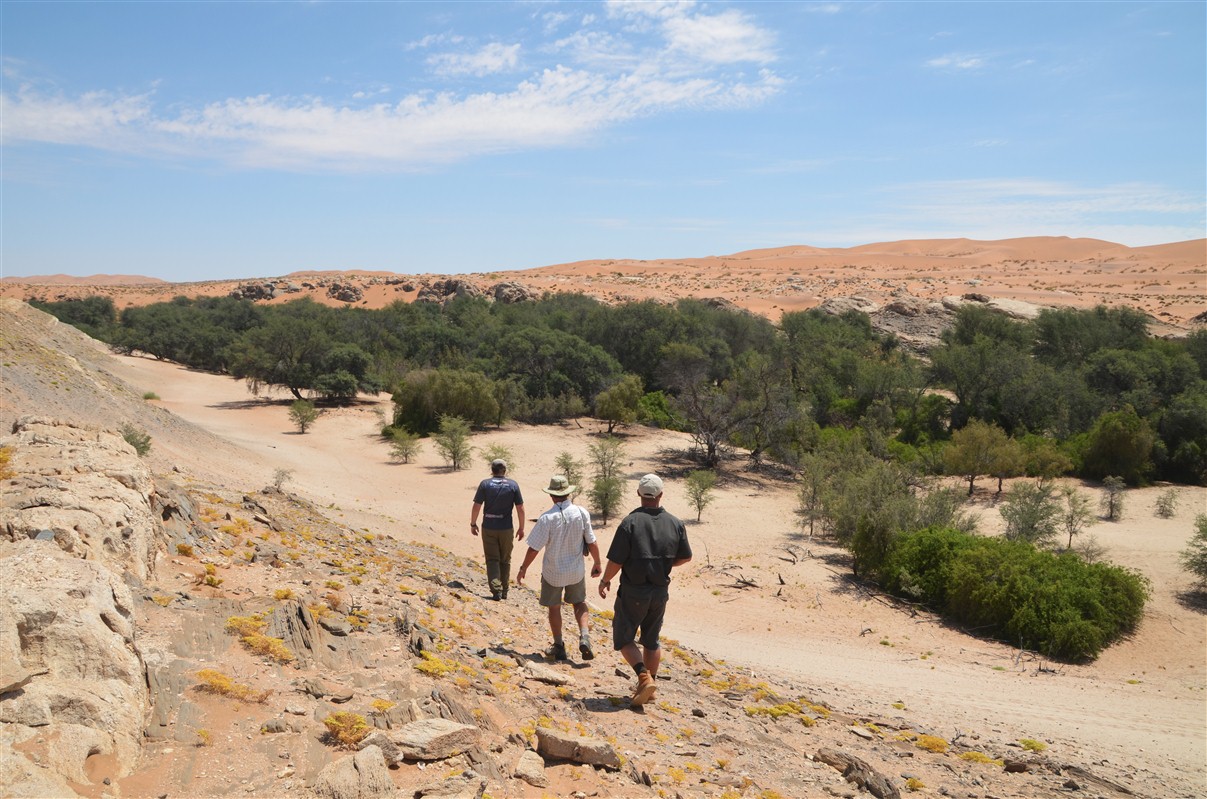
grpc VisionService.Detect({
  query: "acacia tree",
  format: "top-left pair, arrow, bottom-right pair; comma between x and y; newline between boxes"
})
389,428 -> 422,464
1058,485 -> 1097,551
1000,482 -> 1059,546
554,452 -> 585,499
685,470 -> 717,522
1100,476 -> 1126,521
588,437 -> 626,525
1179,514 -> 1207,591
433,415 -> 473,471
943,419 -> 1013,495
289,400 -> 319,434
594,374 -> 643,434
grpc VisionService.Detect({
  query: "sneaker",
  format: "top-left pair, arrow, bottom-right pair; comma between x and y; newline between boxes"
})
545,642 -> 568,662
491,591 -> 501,601
579,638 -> 594,661
631,671 -> 656,706
500,590 -> 508,600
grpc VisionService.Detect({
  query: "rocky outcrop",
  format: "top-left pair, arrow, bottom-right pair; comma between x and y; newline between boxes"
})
312,745 -> 394,799
1,417 -> 161,580
229,282 -> 281,301
0,543 -> 148,786
534,727 -> 621,770
416,279 -> 484,305
327,282 -> 365,303
0,416 -> 166,792
489,281 -> 538,304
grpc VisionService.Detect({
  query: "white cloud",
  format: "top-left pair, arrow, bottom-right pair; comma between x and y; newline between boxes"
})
854,178 -> 1207,245
2,3 -> 783,173
429,42 -> 522,77
662,8 -> 777,65
1,62 -> 781,172
926,54 -> 986,70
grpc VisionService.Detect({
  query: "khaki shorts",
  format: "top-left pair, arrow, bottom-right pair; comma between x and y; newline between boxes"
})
540,577 -> 587,607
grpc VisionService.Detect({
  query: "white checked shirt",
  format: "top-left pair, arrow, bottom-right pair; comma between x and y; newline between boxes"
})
525,499 -> 596,587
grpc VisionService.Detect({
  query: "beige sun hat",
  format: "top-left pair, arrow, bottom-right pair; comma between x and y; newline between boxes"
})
541,474 -> 575,497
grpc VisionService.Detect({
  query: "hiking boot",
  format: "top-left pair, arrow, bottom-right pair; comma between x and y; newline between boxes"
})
631,671 -> 656,706
491,591 -> 501,601
545,642 -> 568,662
500,589 -> 508,600
579,638 -> 594,661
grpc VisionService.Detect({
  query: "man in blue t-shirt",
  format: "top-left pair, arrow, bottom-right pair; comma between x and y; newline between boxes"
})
470,459 -> 525,600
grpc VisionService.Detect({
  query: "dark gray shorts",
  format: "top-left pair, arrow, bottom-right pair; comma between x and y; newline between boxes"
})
611,584 -> 669,651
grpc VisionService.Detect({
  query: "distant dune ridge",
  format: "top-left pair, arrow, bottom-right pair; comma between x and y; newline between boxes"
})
2,236 -> 1203,330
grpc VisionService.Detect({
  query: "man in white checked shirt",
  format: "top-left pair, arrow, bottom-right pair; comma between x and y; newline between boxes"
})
516,475 -> 603,662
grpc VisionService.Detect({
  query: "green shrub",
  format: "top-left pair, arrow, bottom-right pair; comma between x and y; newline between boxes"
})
120,423 -> 152,456
880,527 -> 1149,661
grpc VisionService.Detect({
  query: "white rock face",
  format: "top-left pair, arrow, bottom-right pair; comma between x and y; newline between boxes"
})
1,416 -> 160,580
1,417 -> 159,792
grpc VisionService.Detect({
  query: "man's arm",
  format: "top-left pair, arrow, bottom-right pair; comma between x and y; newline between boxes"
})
514,502 -> 525,541
587,542 -> 602,578
515,546 -> 541,586
470,501 -> 483,536
672,556 -> 692,567
597,559 -> 622,599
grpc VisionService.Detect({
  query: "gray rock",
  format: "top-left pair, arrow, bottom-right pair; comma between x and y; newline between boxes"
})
524,660 -> 574,686
535,727 -> 621,770
413,769 -> 487,799
312,745 -> 394,799
320,617 -> 353,637
394,718 -> 479,761
514,749 -> 549,787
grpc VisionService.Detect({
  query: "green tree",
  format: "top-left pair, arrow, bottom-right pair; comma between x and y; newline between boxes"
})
587,436 -> 626,525
594,374 -> 643,434
999,481 -> 1059,547
1179,514 -> 1207,591
943,420 -> 1012,495
392,368 -> 500,435
553,452 -> 585,499
1080,406 -> 1155,485
1057,485 -> 1097,551
480,443 -> 515,472
685,470 -> 718,522
433,415 -> 473,471
1154,488 -> 1179,519
389,428 -> 422,464
1100,476 -> 1126,521
289,400 -> 319,434
588,476 -> 623,526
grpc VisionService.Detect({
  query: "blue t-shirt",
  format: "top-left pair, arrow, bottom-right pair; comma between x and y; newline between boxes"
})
473,477 -> 524,530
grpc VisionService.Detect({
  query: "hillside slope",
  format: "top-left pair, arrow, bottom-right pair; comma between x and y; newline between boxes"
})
0,299 -> 1202,799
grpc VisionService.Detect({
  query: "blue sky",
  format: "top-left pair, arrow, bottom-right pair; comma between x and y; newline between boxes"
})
3,1 -> 1204,281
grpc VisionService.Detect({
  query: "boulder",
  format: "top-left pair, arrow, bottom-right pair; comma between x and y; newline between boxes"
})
514,749 -> 549,787
490,281 -> 538,304
535,727 -> 621,770
312,745 -> 394,799
391,718 -> 479,762
413,769 -> 486,799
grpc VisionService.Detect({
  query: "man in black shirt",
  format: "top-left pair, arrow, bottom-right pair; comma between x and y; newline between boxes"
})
470,459 -> 525,600
598,473 -> 692,706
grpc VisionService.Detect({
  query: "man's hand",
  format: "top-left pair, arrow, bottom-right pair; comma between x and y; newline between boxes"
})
470,522 -> 479,537
590,561 -> 602,578
515,526 -> 525,541
516,568 -> 527,587
598,579 -> 611,599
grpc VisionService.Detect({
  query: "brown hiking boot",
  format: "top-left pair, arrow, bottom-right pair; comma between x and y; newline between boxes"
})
631,671 -> 656,706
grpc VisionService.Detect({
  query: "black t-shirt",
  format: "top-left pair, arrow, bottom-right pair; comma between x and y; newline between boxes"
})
607,506 -> 691,588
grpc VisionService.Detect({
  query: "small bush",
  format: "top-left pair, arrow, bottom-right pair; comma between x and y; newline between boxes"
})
195,669 -> 270,703
1019,738 -> 1047,752
323,711 -> 370,749
142,391 -> 160,400
915,734 -> 948,753
0,445 -> 15,479
176,543 -> 195,557
273,588 -> 295,601
120,423 -> 152,456
289,400 -> 319,433
1154,488 -> 1179,518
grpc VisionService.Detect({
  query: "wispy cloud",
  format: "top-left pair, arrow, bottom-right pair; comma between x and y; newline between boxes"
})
854,178 -> 1207,245
429,43 -> 522,77
925,53 -> 986,71
2,3 -> 782,173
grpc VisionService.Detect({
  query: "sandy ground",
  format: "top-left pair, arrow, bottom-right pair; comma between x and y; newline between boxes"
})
107,352 -> 1207,789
